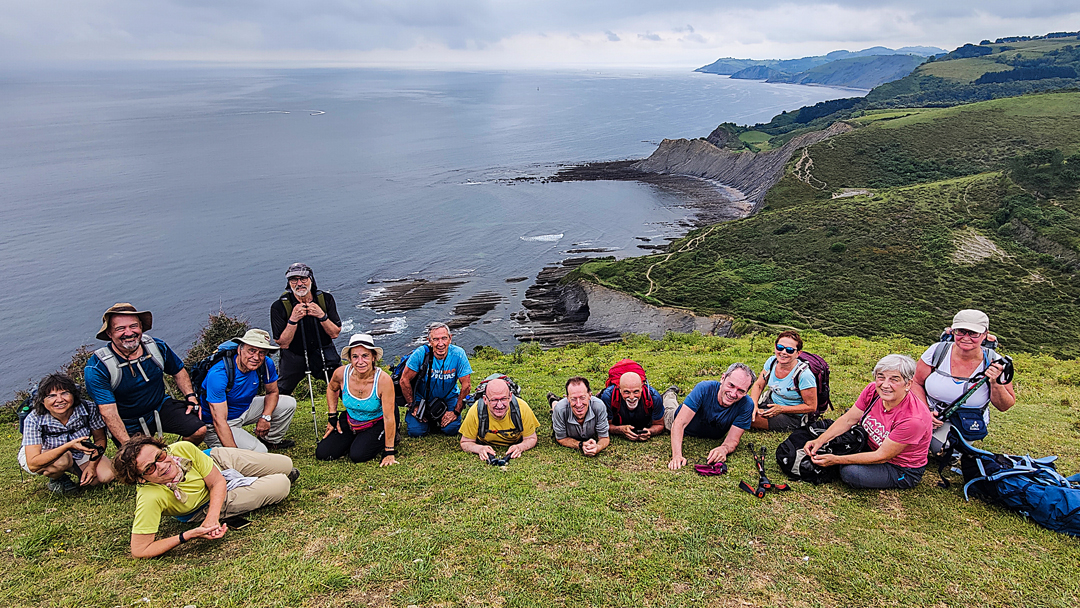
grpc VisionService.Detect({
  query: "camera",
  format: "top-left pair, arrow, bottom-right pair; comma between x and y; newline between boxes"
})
426,397 -> 449,421
80,439 -> 105,461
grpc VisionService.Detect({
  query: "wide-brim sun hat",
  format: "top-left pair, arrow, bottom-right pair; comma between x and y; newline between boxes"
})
234,329 -> 281,352
96,303 -> 153,341
953,309 -> 990,334
341,333 -> 383,363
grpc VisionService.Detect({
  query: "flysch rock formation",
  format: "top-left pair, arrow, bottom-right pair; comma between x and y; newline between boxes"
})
631,120 -> 854,212
514,258 -> 732,346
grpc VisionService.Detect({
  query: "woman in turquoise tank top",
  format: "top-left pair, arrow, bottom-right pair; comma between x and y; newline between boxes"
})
314,334 -> 398,465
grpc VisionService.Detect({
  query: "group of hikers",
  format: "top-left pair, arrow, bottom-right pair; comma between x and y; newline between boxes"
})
18,262 -> 1019,556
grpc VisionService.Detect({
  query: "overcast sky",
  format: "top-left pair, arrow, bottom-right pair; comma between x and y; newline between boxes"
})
3,1 -> 1079,69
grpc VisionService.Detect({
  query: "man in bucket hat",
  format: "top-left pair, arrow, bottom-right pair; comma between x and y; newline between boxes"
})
200,329 -> 297,452
84,303 -> 207,445
269,263 -> 342,396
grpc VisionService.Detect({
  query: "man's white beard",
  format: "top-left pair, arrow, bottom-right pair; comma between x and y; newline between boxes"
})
625,397 -> 639,410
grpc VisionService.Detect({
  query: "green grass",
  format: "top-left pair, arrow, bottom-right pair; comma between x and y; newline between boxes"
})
919,57 -> 1013,83
3,333 -> 1080,607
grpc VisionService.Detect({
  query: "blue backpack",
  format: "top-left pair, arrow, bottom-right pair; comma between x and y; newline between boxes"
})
951,432 -> 1080,537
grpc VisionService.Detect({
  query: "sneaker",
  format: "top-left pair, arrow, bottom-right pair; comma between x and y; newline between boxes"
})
260,438 -> 296,450
546,392 -> 559,406
46,476 -> 79,495
287,468 -> 300,484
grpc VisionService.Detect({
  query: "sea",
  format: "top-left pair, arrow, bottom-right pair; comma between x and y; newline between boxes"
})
0,67 -> 858,397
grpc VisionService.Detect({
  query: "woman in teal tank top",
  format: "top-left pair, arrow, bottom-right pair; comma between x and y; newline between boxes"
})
315,334 -> 398,465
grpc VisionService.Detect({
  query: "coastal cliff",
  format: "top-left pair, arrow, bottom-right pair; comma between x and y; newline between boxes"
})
631,120 -> 854,211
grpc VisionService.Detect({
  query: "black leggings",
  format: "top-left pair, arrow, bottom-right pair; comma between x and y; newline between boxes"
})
315,421 -> 385,463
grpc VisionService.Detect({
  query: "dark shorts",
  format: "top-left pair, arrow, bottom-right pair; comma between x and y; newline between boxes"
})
766,412 -> 806,431
121,398 -> 206,440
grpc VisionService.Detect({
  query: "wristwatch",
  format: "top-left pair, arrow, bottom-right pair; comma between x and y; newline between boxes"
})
260,414 -> 272,422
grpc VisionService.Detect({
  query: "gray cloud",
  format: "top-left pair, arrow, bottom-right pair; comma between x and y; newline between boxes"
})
1,1 -> 1078,66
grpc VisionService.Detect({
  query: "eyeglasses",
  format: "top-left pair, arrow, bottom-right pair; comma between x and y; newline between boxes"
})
775,344 -> 797,354
487,397 -> 511,405
140,448 -> 170,477
287,276 -> 310,283
954,328 -> 983,337
43,390 -> 73,402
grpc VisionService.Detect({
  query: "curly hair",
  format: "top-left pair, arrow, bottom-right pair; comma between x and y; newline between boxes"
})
113,435 -> 169,485
33,373 -> 82,416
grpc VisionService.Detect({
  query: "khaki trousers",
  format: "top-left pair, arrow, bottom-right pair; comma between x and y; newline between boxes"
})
204,447 -> 293,519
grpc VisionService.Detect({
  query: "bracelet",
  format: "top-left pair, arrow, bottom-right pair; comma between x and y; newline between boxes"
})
287,319 -> 298,325
317,314 -> 329,322
328,412 -> 339,424
382,448 -> 396,457
184,392 -> 197,399
577,440 -> 584,452
178,531 -> 187,544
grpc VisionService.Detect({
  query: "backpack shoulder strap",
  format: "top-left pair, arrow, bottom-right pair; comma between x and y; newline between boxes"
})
316,291 -> 328,313
280,291 -> 294,316
476,398 -> 489,440
509,395 -> 524,434
141,335 -> 166,371
93,346 -> 123,391
929,341 -> 950,374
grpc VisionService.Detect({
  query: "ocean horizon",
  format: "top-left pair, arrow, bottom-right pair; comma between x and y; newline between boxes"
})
0,66 -> 857,397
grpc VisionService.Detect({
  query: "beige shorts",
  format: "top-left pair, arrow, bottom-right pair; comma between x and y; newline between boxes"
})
18,445 -> 89,475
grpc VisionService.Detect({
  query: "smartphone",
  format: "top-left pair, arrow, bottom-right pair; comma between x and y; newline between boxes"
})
221,515 -> 251,530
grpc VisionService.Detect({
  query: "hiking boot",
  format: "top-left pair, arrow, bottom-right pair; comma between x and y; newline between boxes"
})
46,476 -> 79,495
546,392 -> 559,407
260,438 -> 296,451
287,468 -> 300,484
664,385 -> 681,397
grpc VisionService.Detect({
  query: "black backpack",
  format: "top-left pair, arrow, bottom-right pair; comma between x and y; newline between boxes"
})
189,340 -> 268,404
775,396 -> 877,484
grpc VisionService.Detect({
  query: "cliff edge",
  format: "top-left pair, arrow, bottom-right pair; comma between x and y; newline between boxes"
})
631,120 -> 854,212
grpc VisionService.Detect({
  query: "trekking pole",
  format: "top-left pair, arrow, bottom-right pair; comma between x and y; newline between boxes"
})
297,318 -> 320,436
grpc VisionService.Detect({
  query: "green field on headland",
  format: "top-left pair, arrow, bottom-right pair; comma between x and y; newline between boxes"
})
2,332 -> 1080,607
581,92 -> 1080,359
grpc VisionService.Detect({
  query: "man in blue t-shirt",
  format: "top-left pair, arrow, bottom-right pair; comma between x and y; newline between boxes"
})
201,329 -> 297,452
399,323 -> 473,437
84,303 -> 206,445
667,363 -> 756,471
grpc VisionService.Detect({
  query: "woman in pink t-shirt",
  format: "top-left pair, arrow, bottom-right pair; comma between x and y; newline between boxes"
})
804,354 -> 932,489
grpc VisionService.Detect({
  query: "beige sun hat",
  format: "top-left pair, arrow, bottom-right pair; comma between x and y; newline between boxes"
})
96,302 -> 153,341
233,329 -> 280,352
340,333 -> 383,363
952,309 -> 989,334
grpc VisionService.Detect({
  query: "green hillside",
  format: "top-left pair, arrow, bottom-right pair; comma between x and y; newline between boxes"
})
579,92 -> 1080,358
747,34 -> 1080,138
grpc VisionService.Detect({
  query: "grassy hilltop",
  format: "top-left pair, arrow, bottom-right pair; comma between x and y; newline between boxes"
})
582,92 -> 1080,359
2,332 -> 1080,607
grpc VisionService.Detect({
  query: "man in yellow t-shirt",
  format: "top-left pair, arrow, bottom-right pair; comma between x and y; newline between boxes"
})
459,377 -> 539,460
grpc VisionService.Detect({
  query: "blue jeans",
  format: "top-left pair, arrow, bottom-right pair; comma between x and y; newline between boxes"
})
405,411 -> 462,437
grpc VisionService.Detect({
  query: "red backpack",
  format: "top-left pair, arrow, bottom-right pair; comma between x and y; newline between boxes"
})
606,359 -> 656,424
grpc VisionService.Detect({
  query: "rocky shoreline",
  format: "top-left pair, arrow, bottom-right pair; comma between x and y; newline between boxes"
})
364,122 -> 853,347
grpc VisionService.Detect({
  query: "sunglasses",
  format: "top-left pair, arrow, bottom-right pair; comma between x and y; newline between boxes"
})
775,344 -> 797,354
953,328 -> 983,337
140,448 -> 170,477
